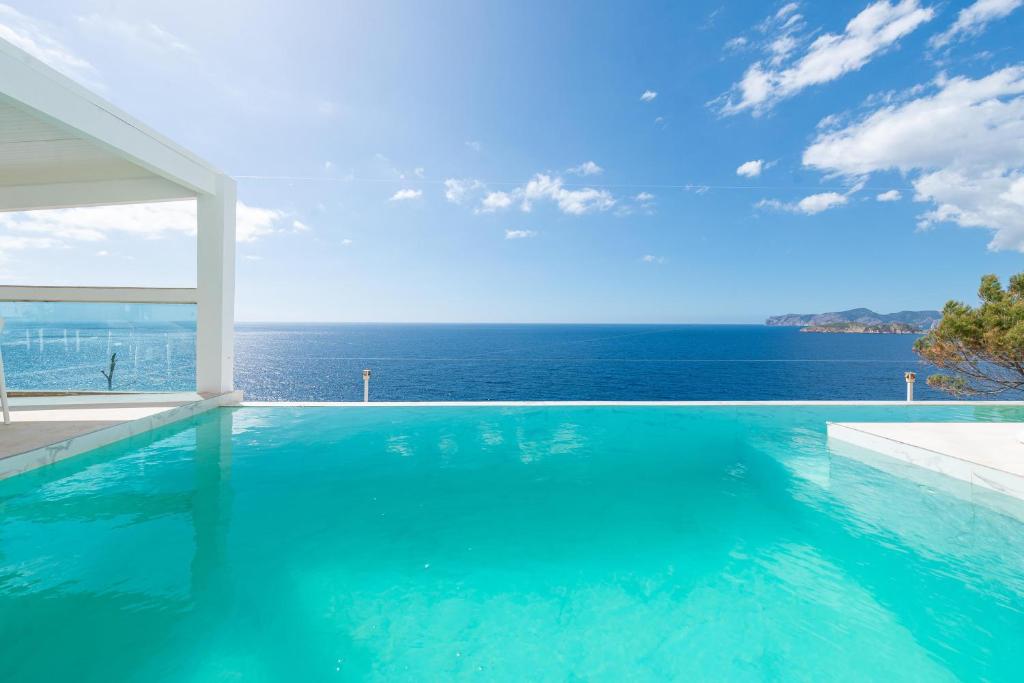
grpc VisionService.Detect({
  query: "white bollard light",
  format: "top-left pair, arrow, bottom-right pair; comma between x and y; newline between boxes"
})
363,369 -> 371,403
904,371 -> 916,402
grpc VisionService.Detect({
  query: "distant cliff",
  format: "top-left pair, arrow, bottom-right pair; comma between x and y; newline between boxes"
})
800,322 -> 923,334
766,308 -> 940,329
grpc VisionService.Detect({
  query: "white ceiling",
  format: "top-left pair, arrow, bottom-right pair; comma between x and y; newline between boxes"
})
0,98 -> 153,187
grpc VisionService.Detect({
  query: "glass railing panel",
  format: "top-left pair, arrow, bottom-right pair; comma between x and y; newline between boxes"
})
0,302 -> 196,392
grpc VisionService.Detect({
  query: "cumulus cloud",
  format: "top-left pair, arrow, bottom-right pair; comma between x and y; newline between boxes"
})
635,192 -> 655,203
465,140 -> 482,152
796,192 -> 849,214
443,178 -> 484,204
480,191 -> 515,212
718,1 -> 934,115
0,4 -> 97,84
569,160 -> 603,176
803,66 -> 1024,250
0,200 -> 288,245
641,254 -> 665,264
930,0 -> 1023,48
736,159 -> 765,177
757,192 -> 850,215
505,229 -> 536,239
640,90 -> 658,102
876,189 -> 903,201
470,173 -> 616,216
522,174 -> 615,215
389,189 -> 423,201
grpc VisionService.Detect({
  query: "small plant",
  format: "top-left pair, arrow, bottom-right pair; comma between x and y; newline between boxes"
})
101,352 -> 117,391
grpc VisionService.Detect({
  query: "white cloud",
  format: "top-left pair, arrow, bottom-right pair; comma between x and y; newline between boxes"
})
736,159 -> 765,177
616,192 -> 657,217
777,2 -> 801,19
797,192 -> 849,214
725,36 -> 749,51
718,1 -> 934,115
389,189 -> 423,201
480,191 -> 515,212
803,66 -> 1024,250
569,160 -> 603,176
505,229 -> 536,240
0,235 -> 63,251
465,140 -> 482,152
0,200 -> 288,245
930,0 -> 1023,48
0,4 -> 97,84
291,220 -> 311,232
236,204 -> 286,241
341,238 -> 354,246
447,171 -> 619,217
756,191 -> 849,214
640,90 -> 658,102
876,189 -> 903,201
76,15 -> 194,55
444,178 -> 484,204
641,254 -> 665,264
472,174 -> 616,216
522,174 -> 615,215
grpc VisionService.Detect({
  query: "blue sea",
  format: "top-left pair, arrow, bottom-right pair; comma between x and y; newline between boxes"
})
0,322 -> 967,401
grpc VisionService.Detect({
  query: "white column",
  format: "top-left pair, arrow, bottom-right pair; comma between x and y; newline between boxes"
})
196,175 -> 236,394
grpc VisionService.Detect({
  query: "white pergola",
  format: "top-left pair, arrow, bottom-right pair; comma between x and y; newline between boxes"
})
0,38 -> 236,394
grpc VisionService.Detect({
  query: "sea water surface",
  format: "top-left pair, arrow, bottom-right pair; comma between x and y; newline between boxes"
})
0,323 -> 962,401
1,405 -> 1023,681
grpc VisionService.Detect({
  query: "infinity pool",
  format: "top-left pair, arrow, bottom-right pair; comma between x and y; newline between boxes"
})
2,405 -> 1024,681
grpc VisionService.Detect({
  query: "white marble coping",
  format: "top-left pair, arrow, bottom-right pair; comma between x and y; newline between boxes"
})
827,421 -> 1024,502
9,392 -> 208,410
0,391 -> 241,480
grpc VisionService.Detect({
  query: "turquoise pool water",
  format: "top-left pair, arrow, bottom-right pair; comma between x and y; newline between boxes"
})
2,405 -> 1024,681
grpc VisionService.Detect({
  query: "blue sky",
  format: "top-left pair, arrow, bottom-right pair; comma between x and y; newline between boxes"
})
1,0 -> 1022,323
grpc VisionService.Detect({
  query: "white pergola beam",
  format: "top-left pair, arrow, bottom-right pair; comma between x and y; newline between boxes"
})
0,285 -> 197,304
0,40 -> 219,196
0,177 -> 195,212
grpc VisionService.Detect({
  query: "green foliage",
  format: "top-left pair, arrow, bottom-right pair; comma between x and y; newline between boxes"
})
914,274 -> 1024,396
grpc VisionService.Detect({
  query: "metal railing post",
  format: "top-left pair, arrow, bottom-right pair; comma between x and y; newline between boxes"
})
363,369 -> 371,403
904,371 -> 916,402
